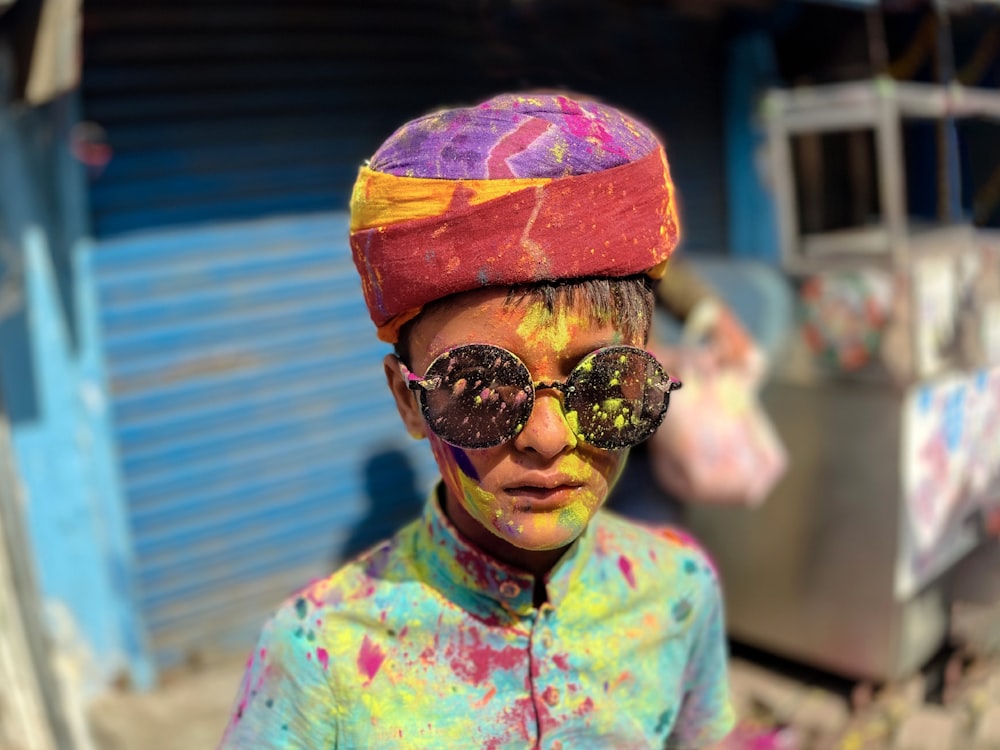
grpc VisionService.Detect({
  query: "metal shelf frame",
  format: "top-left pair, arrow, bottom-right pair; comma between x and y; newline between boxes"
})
765,77 -> 1000,276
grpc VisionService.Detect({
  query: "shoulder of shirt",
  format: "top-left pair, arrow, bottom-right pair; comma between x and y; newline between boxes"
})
264,515 -> 424,624
591,509 -> 721,582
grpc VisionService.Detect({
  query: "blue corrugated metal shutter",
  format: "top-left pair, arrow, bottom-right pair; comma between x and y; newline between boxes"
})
81,2 -> 728,246
80,0 -> 729,670
80,0 -> 481,670
80,2 -> 485,238
91,214 -> 440,666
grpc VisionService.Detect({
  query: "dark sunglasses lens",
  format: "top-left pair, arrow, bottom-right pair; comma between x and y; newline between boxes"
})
565,347 -> 670,449
420,345 -> 534,449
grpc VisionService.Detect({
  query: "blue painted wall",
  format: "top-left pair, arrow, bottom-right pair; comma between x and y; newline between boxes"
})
725,30 -> 782,264
0,91 -> 153,693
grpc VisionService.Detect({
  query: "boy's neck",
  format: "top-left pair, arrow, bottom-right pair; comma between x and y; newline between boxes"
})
440,488 -> 569,586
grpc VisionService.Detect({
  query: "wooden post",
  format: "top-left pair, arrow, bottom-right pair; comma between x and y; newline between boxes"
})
0,414 -> 58,750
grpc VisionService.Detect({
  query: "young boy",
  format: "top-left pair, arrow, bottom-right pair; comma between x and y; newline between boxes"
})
218,92 -> 734,749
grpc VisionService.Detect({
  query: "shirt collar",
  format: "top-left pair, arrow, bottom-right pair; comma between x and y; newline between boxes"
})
414,486 -> 593,620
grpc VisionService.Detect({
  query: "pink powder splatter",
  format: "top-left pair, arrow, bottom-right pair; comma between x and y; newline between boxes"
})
618,555 -> 636,588
575,696 -> 595,717
316,647 -> 329,671
357,635 -> 386,683
553,653 -> 570,671
449,627 -> 525,684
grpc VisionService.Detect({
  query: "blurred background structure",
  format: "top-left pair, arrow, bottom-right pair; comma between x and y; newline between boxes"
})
0,0 -> 999,748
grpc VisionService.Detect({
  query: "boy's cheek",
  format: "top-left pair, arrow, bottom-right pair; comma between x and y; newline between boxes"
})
428,437 -> 506,526
429,438 -> 487,496
429,437 -> 477,485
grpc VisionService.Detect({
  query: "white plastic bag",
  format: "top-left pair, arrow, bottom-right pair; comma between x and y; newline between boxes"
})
647,343 -> 788,507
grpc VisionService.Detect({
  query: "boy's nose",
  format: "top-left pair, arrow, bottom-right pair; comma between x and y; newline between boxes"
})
512,390 -> 578,458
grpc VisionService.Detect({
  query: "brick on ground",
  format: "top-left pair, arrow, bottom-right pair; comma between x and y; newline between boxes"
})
728,656 -> 817,721
87,653 -> 245,750
974,705 -> 1000,750
891,705 -> 964,750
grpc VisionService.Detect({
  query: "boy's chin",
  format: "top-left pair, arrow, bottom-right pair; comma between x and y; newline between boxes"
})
487,514 -> 592,552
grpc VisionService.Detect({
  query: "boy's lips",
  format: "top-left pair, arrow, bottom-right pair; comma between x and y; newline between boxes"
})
505,476 -> 583,508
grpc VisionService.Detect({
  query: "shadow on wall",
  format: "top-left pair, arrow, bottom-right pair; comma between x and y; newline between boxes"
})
341,447 -> 426,562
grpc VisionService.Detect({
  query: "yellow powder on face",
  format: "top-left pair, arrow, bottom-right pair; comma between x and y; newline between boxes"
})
457,471 -> 501,524
515,301 -> 571,355
560,459 -> 593,484
557,499 -> 591,529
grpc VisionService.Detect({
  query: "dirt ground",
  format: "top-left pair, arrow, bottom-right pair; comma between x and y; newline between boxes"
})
86,644 -> 1000,750
88,653 -> 245,750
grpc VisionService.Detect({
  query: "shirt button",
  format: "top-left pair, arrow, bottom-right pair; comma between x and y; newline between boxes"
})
542,686 -> 560,706
499,581 -> 521,599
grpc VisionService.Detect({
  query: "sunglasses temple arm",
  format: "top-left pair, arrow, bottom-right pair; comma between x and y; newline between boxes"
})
659,376 -> 683,393
406,374 -> 441,392
396,359 -> 438,392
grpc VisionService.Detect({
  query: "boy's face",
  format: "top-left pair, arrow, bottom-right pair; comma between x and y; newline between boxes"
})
386,287 -> 639,554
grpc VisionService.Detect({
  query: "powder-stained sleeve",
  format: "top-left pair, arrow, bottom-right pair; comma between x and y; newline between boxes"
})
216,600 -> 338,749
666,565 -> 735,749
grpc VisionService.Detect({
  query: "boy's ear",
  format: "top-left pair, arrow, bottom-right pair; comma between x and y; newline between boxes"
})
384,354 -> 427,440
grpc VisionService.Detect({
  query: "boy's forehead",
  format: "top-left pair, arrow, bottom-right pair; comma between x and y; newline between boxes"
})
409,286 -> 634,363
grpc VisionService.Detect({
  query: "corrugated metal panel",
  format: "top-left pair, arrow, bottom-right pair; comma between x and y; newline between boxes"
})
92,214 -> 438,667
81,0 -> 727,249
79,1 -> 485,239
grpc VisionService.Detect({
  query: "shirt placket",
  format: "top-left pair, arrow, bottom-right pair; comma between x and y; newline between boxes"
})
528,602 -> 573,750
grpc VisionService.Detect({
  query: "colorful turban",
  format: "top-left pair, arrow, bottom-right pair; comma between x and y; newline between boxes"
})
349,92 -> 681,343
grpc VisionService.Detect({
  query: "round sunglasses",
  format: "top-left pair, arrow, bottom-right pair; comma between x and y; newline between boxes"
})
398,343 -> 681,450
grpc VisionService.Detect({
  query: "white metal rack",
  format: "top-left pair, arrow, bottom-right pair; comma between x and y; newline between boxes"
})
765,77 -> 1000,276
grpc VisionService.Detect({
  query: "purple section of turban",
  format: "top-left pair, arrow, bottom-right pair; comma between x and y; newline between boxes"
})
367,93 -> 660,180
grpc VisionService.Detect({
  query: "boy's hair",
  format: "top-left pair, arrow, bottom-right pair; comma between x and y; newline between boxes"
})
394,274 -> 655,366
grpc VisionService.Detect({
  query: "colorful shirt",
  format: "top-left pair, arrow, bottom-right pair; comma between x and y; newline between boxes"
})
219,490 -> 734,749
